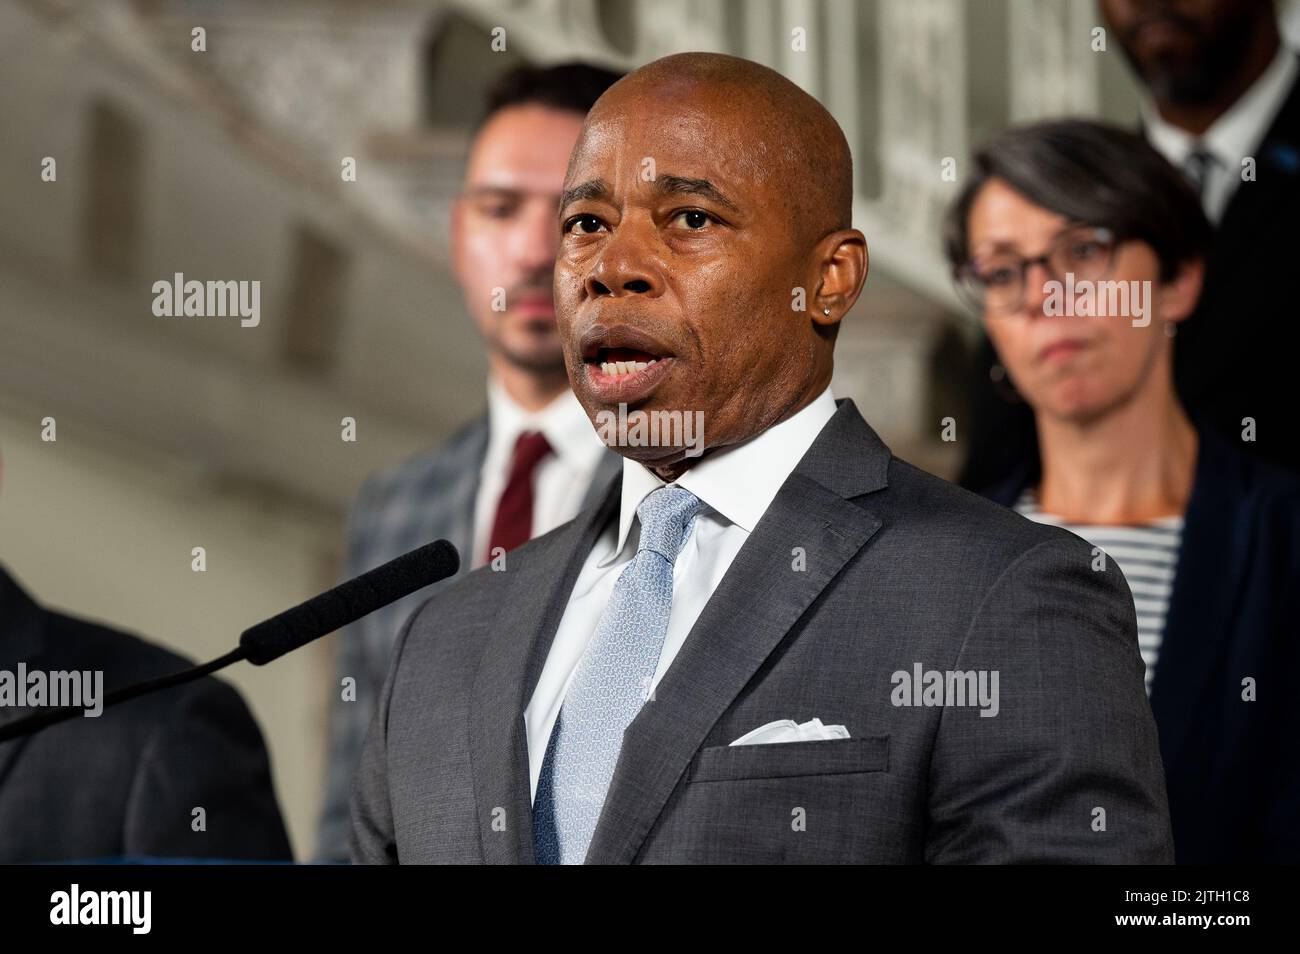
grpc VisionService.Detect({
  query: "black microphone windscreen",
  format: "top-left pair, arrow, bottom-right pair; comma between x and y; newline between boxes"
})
238,539 -> 459,665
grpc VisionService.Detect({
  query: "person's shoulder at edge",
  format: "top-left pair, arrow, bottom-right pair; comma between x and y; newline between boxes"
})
40,595 -> 229,689
38,600 -> 273,746
23,596 -> 292,859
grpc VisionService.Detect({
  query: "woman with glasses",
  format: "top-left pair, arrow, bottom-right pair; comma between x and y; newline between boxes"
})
944,119 -> 1299,864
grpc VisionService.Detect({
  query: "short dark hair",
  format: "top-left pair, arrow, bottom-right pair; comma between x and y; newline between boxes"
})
481,61 -> 624,126
944,119 -> 1212,282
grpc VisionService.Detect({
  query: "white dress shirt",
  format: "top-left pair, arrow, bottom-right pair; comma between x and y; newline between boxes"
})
471,379 -> 609,569
523,386 -> 838,802
1142,45 -> 1298,224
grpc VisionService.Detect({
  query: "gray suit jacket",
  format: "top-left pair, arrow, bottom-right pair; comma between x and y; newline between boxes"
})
351,400 -> 1173,863
316,410 -> 620,860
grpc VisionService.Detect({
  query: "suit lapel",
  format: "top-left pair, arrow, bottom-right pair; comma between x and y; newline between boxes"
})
1182,66 -> 1300,398
446,415 -> 489,571
1219,60 -> 1300,239
467,479 -> 621,863
581,450 -> 623,511
584,401 -> 890,864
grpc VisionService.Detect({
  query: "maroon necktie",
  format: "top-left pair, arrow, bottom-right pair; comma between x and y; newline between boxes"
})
485,430 -> 553,560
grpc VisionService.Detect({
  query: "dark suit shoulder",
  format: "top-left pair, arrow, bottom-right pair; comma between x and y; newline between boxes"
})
39,606 -> 257,730
1220,434 -> 1300,511
1203,433 -> 1300,586
3,570 -> 231,707
42,606 -> 196,682
0,592 -> 291,862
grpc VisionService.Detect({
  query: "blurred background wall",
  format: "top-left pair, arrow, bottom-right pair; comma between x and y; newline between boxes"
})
2,0 -> 1297,858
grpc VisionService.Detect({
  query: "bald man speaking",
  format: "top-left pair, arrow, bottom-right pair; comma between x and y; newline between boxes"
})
352,54 -> 1173,864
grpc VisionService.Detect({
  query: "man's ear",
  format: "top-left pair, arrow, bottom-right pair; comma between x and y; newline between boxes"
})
812,229 -> 868,326
1161,257 -> 1204,324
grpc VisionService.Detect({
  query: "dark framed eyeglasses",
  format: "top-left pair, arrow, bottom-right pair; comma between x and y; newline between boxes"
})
954,225 -> 1118,315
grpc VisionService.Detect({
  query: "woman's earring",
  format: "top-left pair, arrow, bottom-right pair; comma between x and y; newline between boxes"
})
822,307 -> 831,316
991,362 -> 1024,404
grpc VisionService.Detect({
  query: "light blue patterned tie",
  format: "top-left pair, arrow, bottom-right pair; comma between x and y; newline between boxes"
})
532,485 -> 705,864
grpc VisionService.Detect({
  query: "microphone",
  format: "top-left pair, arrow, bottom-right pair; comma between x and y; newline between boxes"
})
0,540 -> 459,743
240,539 -> 458,665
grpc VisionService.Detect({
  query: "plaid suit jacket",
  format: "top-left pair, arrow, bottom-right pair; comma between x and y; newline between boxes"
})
315,410 -> 619,859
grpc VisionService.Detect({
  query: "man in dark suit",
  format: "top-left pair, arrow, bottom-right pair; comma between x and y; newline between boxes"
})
351,52 -> 1173,864
315,63 -> 623,859
960,0 -> 1300,489
0,566 -> 291,862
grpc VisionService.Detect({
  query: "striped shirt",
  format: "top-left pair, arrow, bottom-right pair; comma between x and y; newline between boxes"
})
1014,489 -> 1184,695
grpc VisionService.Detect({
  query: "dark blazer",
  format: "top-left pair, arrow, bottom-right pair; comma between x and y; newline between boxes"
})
0,567 -> 292,862
352,400 -> 1173,864
960,59 -> 1300,489
316,411 -> 622,860
982,428 -> 1300,863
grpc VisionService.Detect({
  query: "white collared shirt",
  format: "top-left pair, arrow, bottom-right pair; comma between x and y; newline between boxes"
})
471,379 -> 608,569
1142,45 -> 1298,223
522,386 -> 838,802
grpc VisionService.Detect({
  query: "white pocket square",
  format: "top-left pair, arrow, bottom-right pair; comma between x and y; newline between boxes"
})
729,717 -> 850,746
